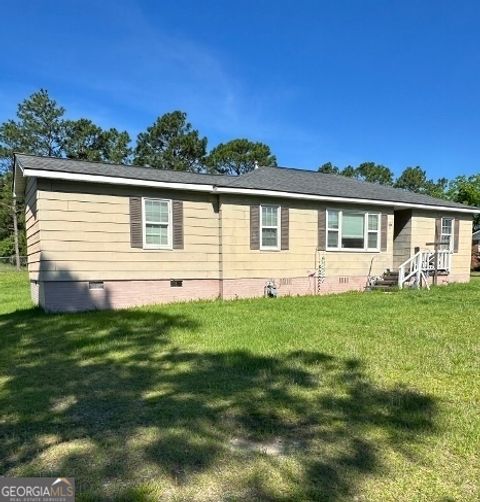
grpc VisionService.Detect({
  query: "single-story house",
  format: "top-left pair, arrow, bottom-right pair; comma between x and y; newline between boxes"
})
13,153 -> 478,312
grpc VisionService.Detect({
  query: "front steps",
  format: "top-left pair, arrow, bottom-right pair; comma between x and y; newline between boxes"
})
369,270 -> 399,291
369,268 -> 450,292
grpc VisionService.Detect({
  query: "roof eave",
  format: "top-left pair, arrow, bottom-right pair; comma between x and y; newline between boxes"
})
19,165 -> 479,214
21,167 -> 216,193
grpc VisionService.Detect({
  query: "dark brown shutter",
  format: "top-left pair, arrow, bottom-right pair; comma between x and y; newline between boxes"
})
318,208 -> 326,251
172,200 -> 184,249
212,196 -> 220,214
453,218 -> 460,253
281,207 -> 289,250
129,197 -> 143,248
381,214 -> 388,252
250,205 -> 260,250
435,217 -> 442,242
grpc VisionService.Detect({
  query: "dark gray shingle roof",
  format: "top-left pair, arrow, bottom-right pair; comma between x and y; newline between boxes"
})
15,154 -> 476,210
228,166 -> 474,209
15,154 -> 226,186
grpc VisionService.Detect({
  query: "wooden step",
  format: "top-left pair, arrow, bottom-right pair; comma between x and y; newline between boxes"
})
384,271 -> 399,277
375,279 -> 398,286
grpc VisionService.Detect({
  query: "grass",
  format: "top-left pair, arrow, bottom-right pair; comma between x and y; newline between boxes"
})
0,272 -> 479,501
0,262 -> 23,272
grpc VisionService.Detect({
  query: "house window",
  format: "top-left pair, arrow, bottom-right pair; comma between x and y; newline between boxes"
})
326,209 -> 380,251
367,214 -> 380,249
327,210 -> 340,248
143,198 -> 172,249
342,212 -> 365,249
440,217 -> 454,250
260,205 -> 280,250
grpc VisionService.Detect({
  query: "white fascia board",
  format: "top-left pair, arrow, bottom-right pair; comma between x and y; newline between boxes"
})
214,186 -> 479,214
22,168 -> 215,193
21,167 -> 479,214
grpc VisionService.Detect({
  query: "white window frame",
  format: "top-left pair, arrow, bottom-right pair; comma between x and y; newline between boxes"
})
326,209 -> 380,252
440,217 -> 454,251
142,197 -> 172,250
366,213 -> 381,251
327,209 -> 341,249
260,204 -> 281,251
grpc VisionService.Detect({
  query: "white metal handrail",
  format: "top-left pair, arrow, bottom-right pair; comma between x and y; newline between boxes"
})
398,249 -> 451,289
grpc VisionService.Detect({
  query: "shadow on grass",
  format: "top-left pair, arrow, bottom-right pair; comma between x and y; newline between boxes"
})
0,306 -> 438,501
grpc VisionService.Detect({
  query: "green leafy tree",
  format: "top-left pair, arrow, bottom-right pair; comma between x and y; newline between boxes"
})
425,177 -> 448,199
395,166 -> 448,198
101,128 -> 131,164
447,174 -> 480,225
206,139 -> 276,175
395,166 -> 429,193
341,165 -> 357,178
317,162 -> 340,174
447,174 -> 480,206
0,89 -> 65,171
134,111 -> 207,172
63,119 -> 131,163
63,119 -> 102,161
0,89 -> 66,266
0,172 -> 26,259
355,162 -> 394,185
0,173 -> 14,243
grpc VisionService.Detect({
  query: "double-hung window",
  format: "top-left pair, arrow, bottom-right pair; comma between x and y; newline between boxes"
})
440,217 -> 454,251
143,198 -> 172,249
327,210 -> 340,248
260,205 -> 280,250
326,209 -> 380,251
367,214 -> 380,249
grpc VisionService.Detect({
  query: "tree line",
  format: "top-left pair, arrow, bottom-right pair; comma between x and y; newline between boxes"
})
0,89 -> 479,261
0,89 -> 277,260
318,161 -> 480,206
0,89 -> 277,175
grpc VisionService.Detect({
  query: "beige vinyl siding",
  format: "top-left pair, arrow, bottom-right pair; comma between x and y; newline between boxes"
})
34,179 -> 220,281
30,280 -> 39,305
410,210 -> 472,276
452,216 -> 474,275
28,178 -> 472,285
221,195 -> 394,279
25,178 -> 41,280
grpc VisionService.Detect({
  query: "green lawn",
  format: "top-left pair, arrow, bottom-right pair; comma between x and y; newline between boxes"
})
0,262 -> 22,272
0,272 -> 479,501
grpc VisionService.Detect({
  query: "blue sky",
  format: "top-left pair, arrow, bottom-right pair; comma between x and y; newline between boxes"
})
1,0 -> 480,178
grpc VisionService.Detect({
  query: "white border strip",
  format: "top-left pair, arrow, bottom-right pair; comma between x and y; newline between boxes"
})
22,168 -> 215,193
20,166 -> 479,214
